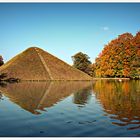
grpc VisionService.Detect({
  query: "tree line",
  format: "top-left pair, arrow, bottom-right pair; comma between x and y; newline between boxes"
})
72,32 -> 140,79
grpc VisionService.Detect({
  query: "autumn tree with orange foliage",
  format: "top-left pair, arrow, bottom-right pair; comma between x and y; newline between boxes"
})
94,32 -> 140,79
130,32 -> 140,78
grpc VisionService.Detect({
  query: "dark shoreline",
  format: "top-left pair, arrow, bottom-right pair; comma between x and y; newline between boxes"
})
92,78 -> 130,80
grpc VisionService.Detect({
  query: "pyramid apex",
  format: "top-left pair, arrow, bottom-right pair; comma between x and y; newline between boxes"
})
24,46 -> 43,53
27,46 -> 40,50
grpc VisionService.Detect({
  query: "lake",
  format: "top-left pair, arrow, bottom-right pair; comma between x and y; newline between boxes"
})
0,80 -> 140,137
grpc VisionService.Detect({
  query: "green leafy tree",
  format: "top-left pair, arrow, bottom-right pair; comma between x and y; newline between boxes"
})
72,52 -> 93,76
0,55 -> 4,66
0,56 -> 5,81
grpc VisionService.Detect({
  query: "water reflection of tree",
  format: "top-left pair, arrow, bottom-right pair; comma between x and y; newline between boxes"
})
93,80 -> 140,130
73,88 -> 92,106
0,82 -> 7,101
0,93 -> 2,100
0,82 -> 7,87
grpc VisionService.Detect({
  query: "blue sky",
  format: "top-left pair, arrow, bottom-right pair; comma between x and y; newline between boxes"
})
0,3 -> 140,64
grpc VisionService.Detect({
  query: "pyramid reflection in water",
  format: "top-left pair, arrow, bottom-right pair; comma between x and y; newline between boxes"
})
0,81 -> 92,114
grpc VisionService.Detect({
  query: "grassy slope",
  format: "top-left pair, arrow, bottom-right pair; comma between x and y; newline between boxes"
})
0,48 -> 50,80
38,47 -> 92,80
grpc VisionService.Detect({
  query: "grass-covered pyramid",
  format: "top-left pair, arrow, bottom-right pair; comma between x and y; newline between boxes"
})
0,47 -> 92,80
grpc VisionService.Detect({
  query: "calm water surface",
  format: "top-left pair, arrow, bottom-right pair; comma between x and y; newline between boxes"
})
0,80 -> 140,137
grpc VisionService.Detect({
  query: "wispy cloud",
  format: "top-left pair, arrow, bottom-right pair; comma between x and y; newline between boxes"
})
101,26 -> 109,31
